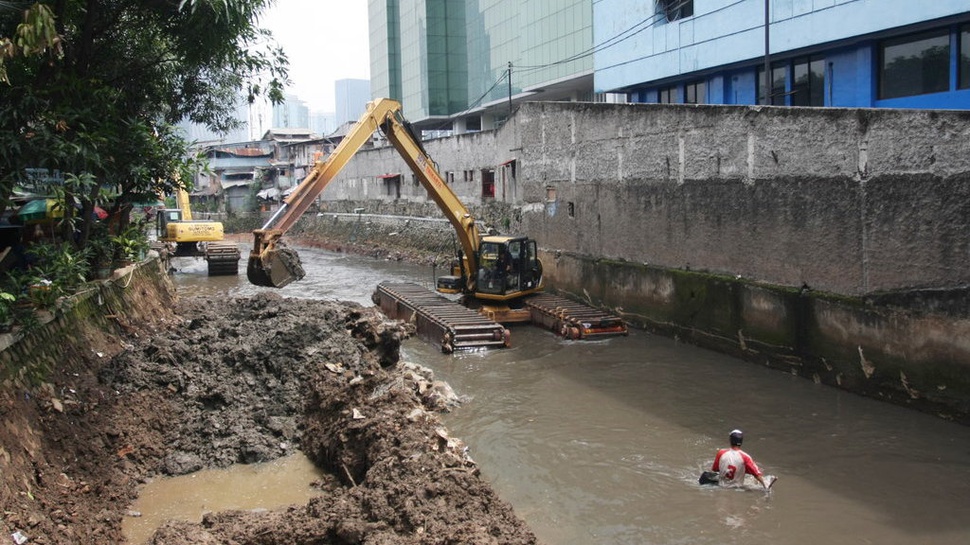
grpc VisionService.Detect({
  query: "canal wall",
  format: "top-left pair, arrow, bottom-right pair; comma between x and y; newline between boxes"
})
307,102 -> 970,422
0,259 -> 178,386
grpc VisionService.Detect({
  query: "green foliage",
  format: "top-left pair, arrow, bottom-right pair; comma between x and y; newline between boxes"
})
0,241 -> 88,324
23,241 -> 89,301
0,0 -> 289,222
84,229 -> 114,267
0,3 -> 62,84
0,0 -> 288,309
109,223 -> 150,262
0,290 -> 16,329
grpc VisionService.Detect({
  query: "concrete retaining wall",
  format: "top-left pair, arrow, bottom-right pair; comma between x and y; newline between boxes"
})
512,103 -> 970,296
0,260 -> 178,387
312,102 -> 970,422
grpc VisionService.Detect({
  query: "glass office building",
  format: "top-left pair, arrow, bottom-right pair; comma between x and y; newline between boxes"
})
369,0 -> 593,130
596,0 -> 970,110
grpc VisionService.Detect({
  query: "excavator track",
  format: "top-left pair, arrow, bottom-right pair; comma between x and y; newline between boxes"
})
205,242 -> 241,276
374,282 -> 510,353
524,293 -> 628,340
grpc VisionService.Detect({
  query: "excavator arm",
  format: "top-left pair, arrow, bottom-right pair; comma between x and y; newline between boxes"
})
379,108 -> 480,292
176,188 -> 193,221
248,98 -> 481,289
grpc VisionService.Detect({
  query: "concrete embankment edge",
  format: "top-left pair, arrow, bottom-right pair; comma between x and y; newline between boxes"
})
0,259 -> 178,388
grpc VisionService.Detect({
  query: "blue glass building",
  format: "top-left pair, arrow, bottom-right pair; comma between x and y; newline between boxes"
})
368,0 -> 595,131
595,0 -> 970,109
369,0 -> 970,131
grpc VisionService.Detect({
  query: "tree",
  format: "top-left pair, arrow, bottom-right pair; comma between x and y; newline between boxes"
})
0,0 -> 288,249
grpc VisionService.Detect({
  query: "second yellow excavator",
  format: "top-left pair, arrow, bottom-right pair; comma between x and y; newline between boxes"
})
248,98 -> 543,322
156,188 -> 240,276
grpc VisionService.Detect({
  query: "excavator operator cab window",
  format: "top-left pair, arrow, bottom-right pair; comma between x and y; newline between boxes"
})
522,239 -> 539,290
477,243 -> 502,294
156,209 -> 183,236
477,239 -> 533,296
505,240 -> 522,291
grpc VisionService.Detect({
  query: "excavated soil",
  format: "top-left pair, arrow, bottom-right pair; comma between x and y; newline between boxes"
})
0,291 -> 538,544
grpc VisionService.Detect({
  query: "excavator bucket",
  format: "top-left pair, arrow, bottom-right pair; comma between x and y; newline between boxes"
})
247,246 -> 306,288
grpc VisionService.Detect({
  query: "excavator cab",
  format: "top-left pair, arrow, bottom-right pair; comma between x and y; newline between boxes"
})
473,236 -> 542,298
156,208 -> 183,231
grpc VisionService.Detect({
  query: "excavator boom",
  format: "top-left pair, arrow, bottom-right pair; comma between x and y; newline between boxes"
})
243,98 -> 628,349
248,98 -> 481,289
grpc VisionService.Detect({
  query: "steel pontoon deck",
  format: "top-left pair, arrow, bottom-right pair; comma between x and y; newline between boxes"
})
524,292 -> 628,340
374,282 -> 510,353
375,282 -> 628,352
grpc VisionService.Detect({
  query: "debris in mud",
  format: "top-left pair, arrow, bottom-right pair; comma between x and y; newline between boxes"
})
0,289 -> 538,544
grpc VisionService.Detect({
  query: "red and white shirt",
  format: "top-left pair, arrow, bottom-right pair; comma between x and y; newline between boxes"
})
712,447 -> 762,487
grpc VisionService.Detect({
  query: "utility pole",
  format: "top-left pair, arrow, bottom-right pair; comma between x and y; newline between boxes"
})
508,61 -> 513,118
763,0 -> 770,105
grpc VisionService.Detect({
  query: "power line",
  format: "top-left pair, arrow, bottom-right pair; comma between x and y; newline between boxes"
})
514,0 -> 697,73
515,0 -> 746,77
441,0 -> 694,128
428,68 -> 510,131
434,0 -> 748,128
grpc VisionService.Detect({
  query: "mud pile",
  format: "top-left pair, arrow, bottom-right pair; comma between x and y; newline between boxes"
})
0,291 -> 538,544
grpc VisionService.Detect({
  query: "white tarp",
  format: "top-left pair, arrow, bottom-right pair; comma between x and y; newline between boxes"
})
256,187 -> 281,200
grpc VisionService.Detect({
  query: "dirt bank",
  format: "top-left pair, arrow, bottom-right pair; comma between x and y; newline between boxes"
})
0,287 -> 538,544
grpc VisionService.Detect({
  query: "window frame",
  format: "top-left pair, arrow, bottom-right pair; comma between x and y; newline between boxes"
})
657,0 -> 693,23
658,86 -> 677,104
792,55 -> 826,107
959,23 -> 970,90
756,62 -> 788,105
684,80 -> 707,104
878,28 -> 951,100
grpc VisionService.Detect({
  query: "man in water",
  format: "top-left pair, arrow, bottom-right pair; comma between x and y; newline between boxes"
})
710,429 -> 769,489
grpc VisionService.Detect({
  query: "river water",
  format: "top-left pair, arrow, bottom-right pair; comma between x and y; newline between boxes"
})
129,247 -> 970,545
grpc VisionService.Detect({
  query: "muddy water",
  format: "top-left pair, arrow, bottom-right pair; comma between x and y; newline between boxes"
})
122,453 -> 323,544
154,246 -> 970,545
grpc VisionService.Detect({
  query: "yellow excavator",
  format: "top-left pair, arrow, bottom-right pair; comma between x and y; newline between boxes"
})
248,98 -> 543,322
156,188 -> 241,276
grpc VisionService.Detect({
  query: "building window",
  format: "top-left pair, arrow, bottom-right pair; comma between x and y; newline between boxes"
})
464,170 -> 474,182
756,64 -> 787,105
684,80 -> 707,104
482,169 -> 495,199
658,86 -> 677,104
879,29 -> 950,100
657,0 -> 693,22
792,56 -> 825,106
960,24 -> 970,90
383,175 -> 401,199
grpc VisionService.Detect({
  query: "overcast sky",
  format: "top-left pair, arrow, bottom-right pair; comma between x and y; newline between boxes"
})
260,0 -> 371,113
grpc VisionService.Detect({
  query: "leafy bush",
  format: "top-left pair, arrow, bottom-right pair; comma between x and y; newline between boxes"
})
22,242 -> 90,305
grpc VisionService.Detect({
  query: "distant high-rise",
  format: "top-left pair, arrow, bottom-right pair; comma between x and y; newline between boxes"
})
310,111 -> 338,137
177,94 -> 251,144
335,79 -> 372,125
369,0 -> 594,131
272,94 -> 310,129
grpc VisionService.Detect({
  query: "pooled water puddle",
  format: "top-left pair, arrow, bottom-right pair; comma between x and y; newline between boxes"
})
122,452 -> 324,544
